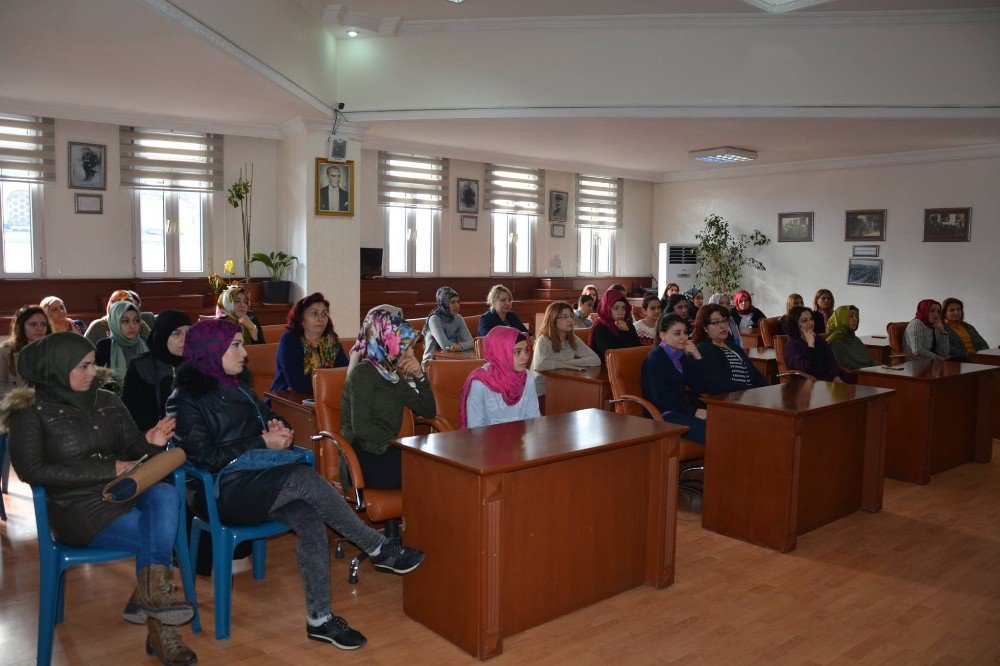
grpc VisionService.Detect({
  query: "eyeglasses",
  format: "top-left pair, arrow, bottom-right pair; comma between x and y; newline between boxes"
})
556,314 -> 574,320
707,318 -> 729,326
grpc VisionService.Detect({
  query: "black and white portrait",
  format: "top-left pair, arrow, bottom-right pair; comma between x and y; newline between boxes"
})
845,210 -> 886,242
847,258 -> 883,287
923,208 -> 971,242
68,142 -> 106,190
777,212 -> 814,242
457,178 -> 479,213
315,158 -> 354,217
549,190 -> 568,222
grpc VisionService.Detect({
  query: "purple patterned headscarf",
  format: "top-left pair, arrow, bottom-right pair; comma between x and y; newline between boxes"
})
183,319 -> 242,387
352,309 -> 418,384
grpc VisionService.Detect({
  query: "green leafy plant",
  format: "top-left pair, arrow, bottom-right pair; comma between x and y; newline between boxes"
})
227,164 -> 253,279
250,251 -> 298,282
694,214 -> 770,294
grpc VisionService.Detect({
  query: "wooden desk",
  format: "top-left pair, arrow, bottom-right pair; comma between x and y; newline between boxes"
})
746,347 -> 778,385
432,348 -> 479,361
855,359 -> 996,484
859,335 -> 892,364
739,327 -> 763,349
540,366 -> 611,414
968,349 -> 1000,440
701,380 -> 894,552
395,409 -> 684,659
265,390 -> 317,451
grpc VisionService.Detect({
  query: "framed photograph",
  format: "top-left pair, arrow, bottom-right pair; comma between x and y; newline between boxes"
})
549,190 -> 568,222
852,245 -> 879,257
845,209 -> 886,242
551,223 -> 566,238
923,208 -> 971,242
314,158 -> 354,217
68,141 -> 106,190
74,193 -> 103,214
777,212 -> 813,242
847,258 -> 883,287
457,178 -> 479,213
460,215 -> 477,231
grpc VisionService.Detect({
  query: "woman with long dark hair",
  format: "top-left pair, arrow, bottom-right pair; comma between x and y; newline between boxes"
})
782,306 -> 854,383
682,304 -> 767,395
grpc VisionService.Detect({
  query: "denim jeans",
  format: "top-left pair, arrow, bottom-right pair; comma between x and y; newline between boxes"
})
266,466 -> 384,616
88,482 -> 179,577
662,411 -> 707,445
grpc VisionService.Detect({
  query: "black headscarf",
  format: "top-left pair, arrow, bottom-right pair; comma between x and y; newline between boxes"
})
17,332 -> 97,416
148,310 -> 191,368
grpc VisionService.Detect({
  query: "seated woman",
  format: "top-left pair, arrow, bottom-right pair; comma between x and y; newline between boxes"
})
641,313 -> 707,444
1,305 -> 51,398
904,299 -> 950,360
5,333 -> 196,665
826,305 -> 878,370
730,290 -> 767,333
216,284 -> 265,345
169,319 -> 423,651
581,284 -> 600,304
531,301 -> 601,403
941,297 -> 989,361
661,282 -> 680,300
572,294 -> 595,328
94,300 -> 149,392
121,310 -> 191,431
707,293 -> 742,348
685,287 -> 704,321
682,304 -> 767,394
462,326 -> 540,428
39,296 -> 85,334
422,286 -> 474,364
588,287 -> 640,363
633,294 -> 661,346
777,293 -> 826,335
813,288 -> 835,332
663,294 -> 694,331
270,293 -> 347,395
783,306 -> 854,383
342,309 -> 437,490
477,284 -> 528,336
85,290 -> 151,343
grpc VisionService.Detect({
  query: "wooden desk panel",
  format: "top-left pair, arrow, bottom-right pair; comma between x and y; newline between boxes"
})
746,347 -> 778,385
432,348 -> 479,361
740,328 -> 763,349
265,390 -> 317,452
970,349 -> 1000,439
396,409 -> 683,659
858,335 -> 892,365
856,359 -> 996,484
541,366 -> 612,414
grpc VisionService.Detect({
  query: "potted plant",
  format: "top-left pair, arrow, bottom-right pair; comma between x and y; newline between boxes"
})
694,214 -> 770,294
250,251 -> 298,303
227,164 -> 254,281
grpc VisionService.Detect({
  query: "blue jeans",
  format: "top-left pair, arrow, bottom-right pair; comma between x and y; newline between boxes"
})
662,411 -> 707,445
88,482 -> 179,577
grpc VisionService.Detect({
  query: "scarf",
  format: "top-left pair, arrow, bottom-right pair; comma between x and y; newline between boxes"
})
216,285 -> 255,345
733,290 -> 754,315
914,299 -> 939,328
658,341 -> 684,373
302,332 -> 342,376
16,332 -> 98,416
107,300 -> 148,385
354,309 -> 417,384
459,326 -> 527,428
825,305 -> 857,345
148,309 -> 191,368
707,293 -> 727,305
429,286 -> 458,323
589,288 -> 635,345
183,319 -> 242,388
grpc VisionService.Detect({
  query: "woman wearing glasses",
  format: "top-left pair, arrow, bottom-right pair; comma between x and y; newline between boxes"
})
588,288 -> 641,363
682,304 -> 767,395
532,302 -> 601,406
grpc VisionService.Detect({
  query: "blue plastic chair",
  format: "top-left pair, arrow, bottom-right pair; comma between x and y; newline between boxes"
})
0,433 -> 8,521
31,475 -> 200,666
183,446 -> 314,640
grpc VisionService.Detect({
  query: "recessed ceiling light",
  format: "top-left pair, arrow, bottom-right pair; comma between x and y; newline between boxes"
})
346,29 -> 359,37
448,0 -> 466,3
689,147 -> 758,164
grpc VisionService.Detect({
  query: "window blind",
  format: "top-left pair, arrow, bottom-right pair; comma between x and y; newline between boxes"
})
0,114 -> 55,183
377,152 -> 449,209
119,127 -> 223,191
575,173 -> 623,228
484,164 -> 544,214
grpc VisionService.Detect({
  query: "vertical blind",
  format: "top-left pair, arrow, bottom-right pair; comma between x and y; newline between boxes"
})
575,173 -> 623,228
484,164 -> 545,214
119,127 -> 224,191
0,114 -> 55,183
377,152 -> 449,209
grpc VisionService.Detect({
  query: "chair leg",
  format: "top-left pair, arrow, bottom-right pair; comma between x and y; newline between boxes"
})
348,552 -> 367,585
174,532 -> 201,634
251,538 -> 267,580
0,434 -> 9,495
55,571 -> 66,625
37,564 -> 60,666
334,537 -> 346,559
212,532 -> 237,640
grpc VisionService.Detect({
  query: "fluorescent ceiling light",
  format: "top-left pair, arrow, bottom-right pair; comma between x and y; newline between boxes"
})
448,0 -> 466,3
689,147 -> 758,164
346,29 -> 359,37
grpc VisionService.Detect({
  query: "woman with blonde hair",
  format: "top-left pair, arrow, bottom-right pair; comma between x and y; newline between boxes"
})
477,284 -> 528,336
216,284 -> 265,345
532,301 -> 601,406
813,288 -> 835,331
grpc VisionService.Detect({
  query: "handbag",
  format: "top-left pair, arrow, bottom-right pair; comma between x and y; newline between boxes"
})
102,447 -> 187,503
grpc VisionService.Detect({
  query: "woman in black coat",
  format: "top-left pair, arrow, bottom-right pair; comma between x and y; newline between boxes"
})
121,310 -> 190,431
641,313 -> 706,444
682,304 -> 767,395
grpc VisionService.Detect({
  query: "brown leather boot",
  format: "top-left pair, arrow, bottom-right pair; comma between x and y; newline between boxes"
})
136,564 -> 195,626
146,617 -> 198,666
122,586 -> 146,624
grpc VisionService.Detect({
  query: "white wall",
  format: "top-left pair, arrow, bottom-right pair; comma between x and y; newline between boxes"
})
651,156 -> 1000,341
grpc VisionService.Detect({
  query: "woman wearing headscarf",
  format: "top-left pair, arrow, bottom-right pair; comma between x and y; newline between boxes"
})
270,293 -> 347,395
684,287 -> 704,321
707,293 -> 743,348
422,286 -> 474,363
729,290 -> 767,333
826,305 -> 877,370
588,287 -> 641,363
462,326 -> 539,428
39,295 -> 85,335
782,306 -> 855,383
216,284 -> 264,345
84,289 -> 151,343
903,299 -> 950,360
95,300 -> 149,392
2,333 -> 196,665
341,309 -> 437,490
121,310 -> 191,431
941,297 -> 989,362
168,319 -> 423,652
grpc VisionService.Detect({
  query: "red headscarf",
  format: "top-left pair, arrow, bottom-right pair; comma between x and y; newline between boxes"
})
914,299 -> 940,328
588,288 -> 635,346
733,290 -> 754,315
459,326 -> 528,428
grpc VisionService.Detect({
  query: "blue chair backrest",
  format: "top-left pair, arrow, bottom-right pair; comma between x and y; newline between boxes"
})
31,485 -> 58,553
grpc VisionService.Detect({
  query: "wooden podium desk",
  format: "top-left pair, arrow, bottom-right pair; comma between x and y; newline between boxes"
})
541,366 -> 612,414
432,348 -> 479,361
858,335 -> 892,365
701,380 -> 894,553
395,409 -> 685,660
856,359 -> 996,484
746,346 -> 778,385
969,349 -> 1000,440
264,390 -> 317,451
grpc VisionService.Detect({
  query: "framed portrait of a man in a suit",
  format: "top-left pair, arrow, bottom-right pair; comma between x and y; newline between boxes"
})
315,158 -> 354,217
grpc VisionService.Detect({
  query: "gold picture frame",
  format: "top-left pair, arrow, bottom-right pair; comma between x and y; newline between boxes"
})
314,157 -> 354,217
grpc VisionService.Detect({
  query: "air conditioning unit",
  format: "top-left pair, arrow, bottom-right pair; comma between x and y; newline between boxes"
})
657,243 -> 698,295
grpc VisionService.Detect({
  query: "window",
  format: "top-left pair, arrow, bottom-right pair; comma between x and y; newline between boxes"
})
378,152 -> 448,276
385,206 -> 437,276
485,165 -> 544,275
578,227 -> 615,277
121,127 -> 221,276
0,114 -> 53,276
575,173 -> 623,278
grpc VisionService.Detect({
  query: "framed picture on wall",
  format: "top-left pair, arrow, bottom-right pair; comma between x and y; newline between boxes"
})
847,258 -> 883,287
74,193 -> 103,214
551,223 -> 566,238
460,215 -> 477,231
457,178 -> 479,213
314,158 -> 354,217
549,190 -> 568,222
845,209 -> 886,241
923,208 -> 971,242
777,212 -> 813,242
68,141 -> 106,190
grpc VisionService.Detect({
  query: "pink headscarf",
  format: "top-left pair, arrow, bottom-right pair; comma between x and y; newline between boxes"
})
914,299 -> 940,328
459,326 -> 527,428
733,290 -> 754,315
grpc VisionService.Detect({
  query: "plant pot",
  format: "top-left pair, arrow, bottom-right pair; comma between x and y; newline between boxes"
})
261,280 -> 291,304
204,293 -> 220,308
